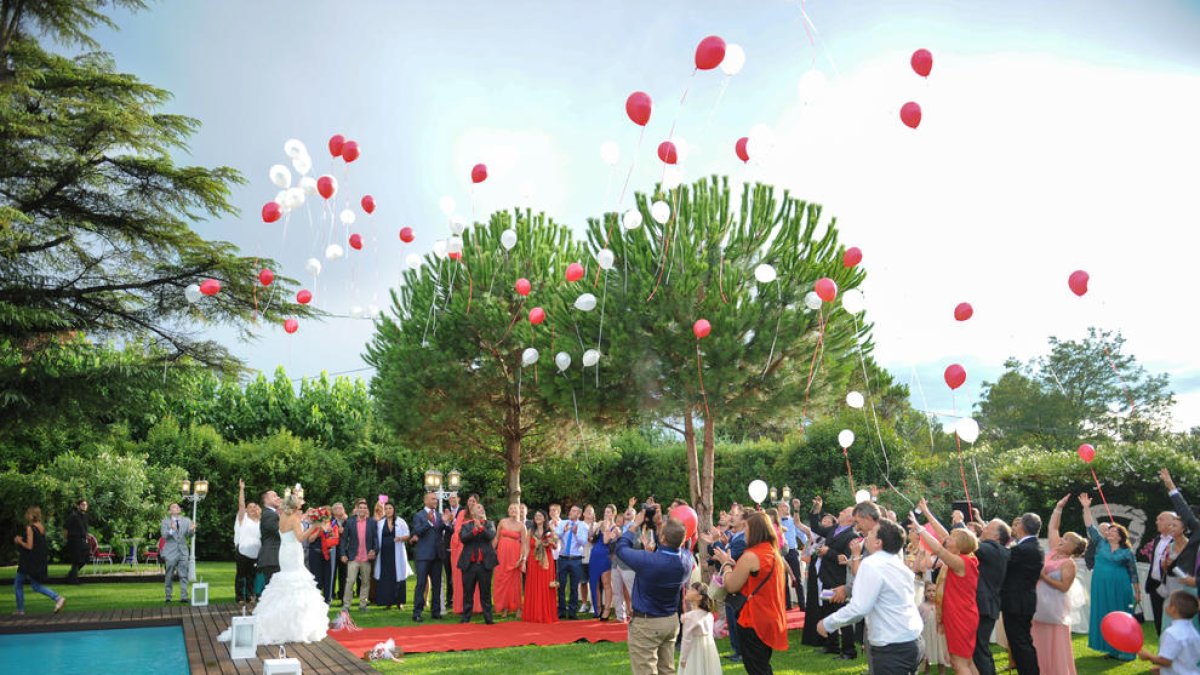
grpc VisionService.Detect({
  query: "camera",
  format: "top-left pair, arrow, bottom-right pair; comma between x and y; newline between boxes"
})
642,503 -> 657,522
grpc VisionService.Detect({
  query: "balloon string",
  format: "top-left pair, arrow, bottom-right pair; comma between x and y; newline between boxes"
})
462,260 -> 474,314
799,306 -> 827,428
1090,467 -> 1116,524
1102,346 -> 1138,416
799,0 -> 817,65
568,380 -> 588,464
594,127 -> 647,290
252,256 -> 260,320
760,280 -> 783,377
850,315 -> 911,505
596,271 -> 608,388
695,343 -> 712,422
951,394 -> 975,520
843,448 -> 856,495
500,297 -> 526,344
645,217 -> 671,302
718,254 -> 728,304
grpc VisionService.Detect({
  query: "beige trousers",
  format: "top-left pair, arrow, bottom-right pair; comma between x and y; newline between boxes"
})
344,560 -> 372,609
627,614 -> 680,675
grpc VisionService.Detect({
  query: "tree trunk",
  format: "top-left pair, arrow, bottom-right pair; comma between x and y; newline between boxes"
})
684,410 -> 699,508
699,411 -> 716,530
504,434 -> 522,504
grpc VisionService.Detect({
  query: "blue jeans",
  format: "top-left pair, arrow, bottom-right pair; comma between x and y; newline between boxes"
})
557,557 -> 583,617
14,572 -> 59,612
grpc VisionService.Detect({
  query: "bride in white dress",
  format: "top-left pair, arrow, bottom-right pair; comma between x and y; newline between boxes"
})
221,484 -> 329,645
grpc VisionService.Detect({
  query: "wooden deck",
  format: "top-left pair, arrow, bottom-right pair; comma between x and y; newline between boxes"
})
0,602 -> 375,674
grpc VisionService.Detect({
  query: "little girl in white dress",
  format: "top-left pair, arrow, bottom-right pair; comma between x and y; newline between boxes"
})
680,582 -> 721,675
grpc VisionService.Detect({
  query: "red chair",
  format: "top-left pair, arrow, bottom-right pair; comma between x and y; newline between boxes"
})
87,533 -> 115,572
142,537 -> 165,567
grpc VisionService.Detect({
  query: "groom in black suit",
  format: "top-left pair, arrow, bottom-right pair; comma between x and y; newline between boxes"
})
1002,512 -> 1043,675
411,491 -> 447,622
257,490 -> 282,587
458,502 -> 498,624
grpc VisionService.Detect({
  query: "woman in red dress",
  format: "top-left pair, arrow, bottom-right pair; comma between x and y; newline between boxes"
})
912,512 -> 980,675
494,503 -> 527,618
523,510 -> 559,624
451,494 -> 482,615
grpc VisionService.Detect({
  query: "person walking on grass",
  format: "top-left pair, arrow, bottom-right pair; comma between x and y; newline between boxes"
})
13,506 -> 65,615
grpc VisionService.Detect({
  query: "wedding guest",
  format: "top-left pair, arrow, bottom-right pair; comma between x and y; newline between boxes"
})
912,510 -> 980,675
63,498 -> 89,585
580,504 -> 596,615
680,581 -> 722,675
1138,590 -> 1200,674
520,503 -> 532,531
330,502 -> 348,605
459,502 -> 498,624
1003,511 -> 1044,675
494,503 -> 527,619
778,501 -> 807,611
317,506 -> 341,604
918,582 -> 949,674
257,490 -> 282,589
712,512 -> 787,674
974,518 -> 1012,675
410,492 -> 446,622
589,504 -> 618,620
13,506 -> 65,615
809,496 -> 859,660
524,510 -> 559,623
1080,492 -> 1139,661
161,503 -> 194,603
439,506 -> 454,609
339,499 -> 377,613
234,480 -> 262,607
451,494 -> 483,615
1032,495 -> 1087,675
301,508 -> 324,578
1160,469 -> 1200,632
445,493 -> 461,608
556,505 -> 590,619
616,513 -> 693,675
368,500 -> 385,604
611,506 -> 638,622
374,502 -> 409,611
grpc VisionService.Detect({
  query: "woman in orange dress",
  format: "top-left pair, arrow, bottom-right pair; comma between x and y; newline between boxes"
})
523,510 -> 559,624
711,511 -> 788,673
494,503 -> 527,618
451,494 -> 482,615
912,512 -> 980,675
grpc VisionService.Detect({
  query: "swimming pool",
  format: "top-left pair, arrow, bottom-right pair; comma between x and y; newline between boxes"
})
0,624 -> 189,674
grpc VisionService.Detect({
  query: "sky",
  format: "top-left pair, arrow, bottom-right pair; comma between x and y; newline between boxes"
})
83,0 -> 1200,431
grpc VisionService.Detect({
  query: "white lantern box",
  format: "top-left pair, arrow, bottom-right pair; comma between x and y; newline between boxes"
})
190,582 -> 208,607
263,647 -> 302,675
228,615 -> 257,660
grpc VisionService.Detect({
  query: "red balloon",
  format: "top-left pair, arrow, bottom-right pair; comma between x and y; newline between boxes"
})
1069,270 -> 1089,297
316,175 -> 336,200
565,263 -> 585,282
283,318 -> 299,334
900,102 -> 922,129
911,49 -> 933,78
735,137 -> 749,163
1077,443 -> 1096,463
258,269 -> 274,286
328,134 -> 345,158
341,141 -> 360,163
954,302 -> 974,322
1100,611 -> 1144,653
944,363 -> 966,390
471,163 -> 488,184
657,141 -> 678,165
529,307 -> 545,325
361,195 -> 376,214
843,247 -> 863,268
694,35 -> 726,71
814,277 -> 838,303
693,319 -> 711,339
669,505 -> 699,542
625,91 -> 652,127
296,289 -> 312,305
399,227 -> 414,243
262,201 -> 282,224
515,278 -> 531,296
349,233 -> 363,250
199,279 -> 220,296
448,251 -> 462,261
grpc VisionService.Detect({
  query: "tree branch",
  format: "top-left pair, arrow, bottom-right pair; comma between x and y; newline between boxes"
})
15,233 -> 71,254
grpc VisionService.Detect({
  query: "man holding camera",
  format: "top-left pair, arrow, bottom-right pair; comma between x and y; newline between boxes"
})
615,510 -> 693,675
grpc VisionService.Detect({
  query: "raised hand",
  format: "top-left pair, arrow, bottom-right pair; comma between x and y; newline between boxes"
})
1055,494 -> 1071,510
916,497 -> 929,514
1161,468 -> 1177,491
1078,492 -> 1093,508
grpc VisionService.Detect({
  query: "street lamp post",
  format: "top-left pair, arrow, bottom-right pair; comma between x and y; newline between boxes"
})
781,485 -> 792,503
181,478 -> 208,582
769,486 -> 778,503
423,468 -> 462,512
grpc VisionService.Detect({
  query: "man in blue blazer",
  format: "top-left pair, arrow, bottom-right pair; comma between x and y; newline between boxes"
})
411,491 -> 447,622
338,499 -> 377,612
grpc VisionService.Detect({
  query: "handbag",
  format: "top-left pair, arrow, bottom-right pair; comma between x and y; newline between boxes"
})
724,556 -> 776,613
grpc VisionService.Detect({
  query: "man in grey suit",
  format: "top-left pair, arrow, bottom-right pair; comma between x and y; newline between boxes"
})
161,503 -> 194,603
257,490 -> 282,588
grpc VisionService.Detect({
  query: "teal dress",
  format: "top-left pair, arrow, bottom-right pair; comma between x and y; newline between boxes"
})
1086,525 -> 1138,660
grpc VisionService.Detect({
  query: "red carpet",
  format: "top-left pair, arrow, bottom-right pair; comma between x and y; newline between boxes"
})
331,610 -> 805,656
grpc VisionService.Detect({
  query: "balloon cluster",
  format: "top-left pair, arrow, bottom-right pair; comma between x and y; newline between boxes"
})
900,49 -> 933,129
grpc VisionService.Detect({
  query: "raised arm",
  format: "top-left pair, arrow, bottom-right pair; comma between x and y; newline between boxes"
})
1048,494 -> 1070,552
1078,492 -> 1097,530
917,498 -> 949,541
237,479 -> 246,525
910,512 -> 965,575
1162,468 -> 1200,533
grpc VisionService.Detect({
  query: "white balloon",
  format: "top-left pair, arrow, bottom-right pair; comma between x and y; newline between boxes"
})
841,288 -> 865,314
291,153 -> 312,176
339,209 -> 356,226
350,305 -> 364,319
798,68 -> 828,105
673,137 -> 691,164
269,164 -> 292,189
804,292 -> 822,310
367,304 -> 380,318
838,429 -> 856,448
600,141 -> 620,167
662,166 -> 684,190
555,351 -> 572,372
184,284 -> 202,303
305,258 -> 322,276
283,139 -> 307,159
574,293 -> 597,312
439,196 -> 456,217
596,249 -> 615,270
956,418 -> 981,444
500,229 -> 518,251
325,244 -> 344,260
754,264 -> 777,284
855,489 -> 872,504
748,479 -> 769,504
274,189 -> 287,207
582,349 -> 600,367
283,187 -> 305,211
846,391 -> 865,409
300,176 -> 318,195
721,43 -> 746,75
432,239 -> 448,259
405,253 -> 423,270
447,236 -> 464,255
449,218 -> 466,236
650,200 -> 671,224
622,209 -> 643,231
522,347 -> 539,366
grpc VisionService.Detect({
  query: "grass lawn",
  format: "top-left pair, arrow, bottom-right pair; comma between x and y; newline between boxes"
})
0,562 -> 1159,673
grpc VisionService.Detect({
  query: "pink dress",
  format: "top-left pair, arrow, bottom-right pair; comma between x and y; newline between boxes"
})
1032,554 -> 1077,675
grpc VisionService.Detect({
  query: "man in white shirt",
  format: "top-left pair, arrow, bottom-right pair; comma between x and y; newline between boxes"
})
818,519 -> 923,675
